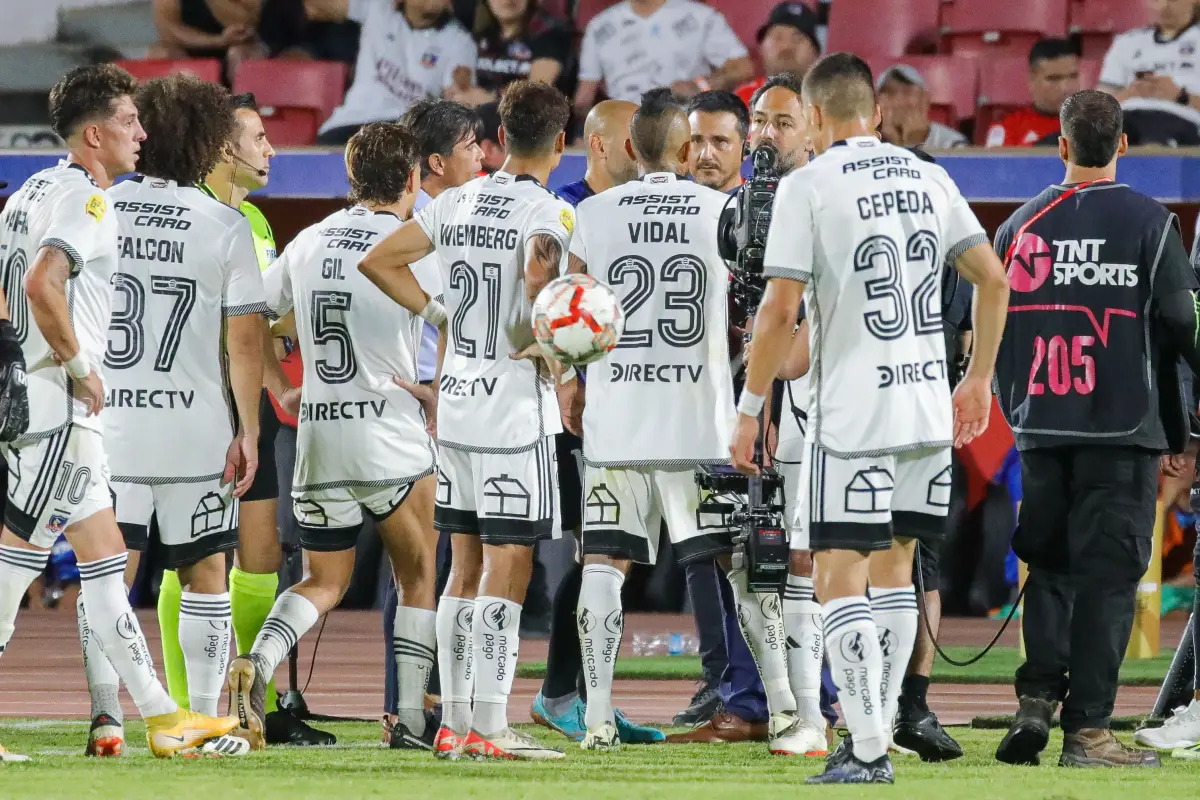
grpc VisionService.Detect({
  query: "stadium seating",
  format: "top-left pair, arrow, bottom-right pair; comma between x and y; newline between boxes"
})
232,60 -> 346,146
115,58 -> 222,84
826,0 -> 941,57
574,0 -> 619,32
1079,58 -> 1103,90
1069,0 -> 1152,59
866,55 -> 979,125
712,0 -> 816,54
974,56 -> 1032,143
940,0 -> 1070,57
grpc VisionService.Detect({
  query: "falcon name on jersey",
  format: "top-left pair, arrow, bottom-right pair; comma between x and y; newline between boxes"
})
761,136 -> 988,457
570,172 -> 735,466
414,171 -> 570,453
105,177 -> 267,481
0,161 -> 118,440
264,205 -> 436,491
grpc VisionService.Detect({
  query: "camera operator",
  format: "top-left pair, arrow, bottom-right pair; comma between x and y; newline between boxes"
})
992,90 -> 1200,769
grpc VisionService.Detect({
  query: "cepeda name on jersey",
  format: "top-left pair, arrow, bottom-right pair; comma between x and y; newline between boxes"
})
118,235 -> 185,263
628,221 -> 690,243
842,154 -> 922,180
617,194 -> 700,216
318,226 -> 380,252
299,399 -> 387,422
438,223 -> 520,250
856,190 -> 935,221
106,387 -> 195,409
877,358 -> 946,389
114,201 -> 192,230
439,374 -> 496,397
609,362 -> 704,383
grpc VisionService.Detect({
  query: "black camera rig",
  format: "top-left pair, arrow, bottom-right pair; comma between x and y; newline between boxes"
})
696,464 -> 789,592
718,143 -> 782,318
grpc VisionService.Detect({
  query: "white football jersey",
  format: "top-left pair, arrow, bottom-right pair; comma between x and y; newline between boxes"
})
415,171 -> 570,452
570,172 -> 734,466
264,205 -> 436,492
104,177 -> 266,481
762,136 -> 987,457
1100,23 -> 1200,93
0,161 -> 118,440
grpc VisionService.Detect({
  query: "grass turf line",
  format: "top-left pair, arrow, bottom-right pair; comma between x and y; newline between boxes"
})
2,721 -> 1199,799
514,646 -> 1177,685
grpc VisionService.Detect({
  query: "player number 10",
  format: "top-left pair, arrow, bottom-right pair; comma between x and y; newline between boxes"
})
1028,335 -> 1095,396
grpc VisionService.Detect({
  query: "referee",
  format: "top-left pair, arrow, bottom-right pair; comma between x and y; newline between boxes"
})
992,90 -> 1200,768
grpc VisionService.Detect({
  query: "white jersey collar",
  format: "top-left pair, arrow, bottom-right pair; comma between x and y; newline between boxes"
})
642,172 -> 679,184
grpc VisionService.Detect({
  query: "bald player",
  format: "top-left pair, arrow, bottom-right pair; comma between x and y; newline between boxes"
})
531,96 -> 665,746
567,87 -> 817,755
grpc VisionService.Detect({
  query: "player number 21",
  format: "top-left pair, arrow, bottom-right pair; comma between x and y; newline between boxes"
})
1028,335 -> 1095,396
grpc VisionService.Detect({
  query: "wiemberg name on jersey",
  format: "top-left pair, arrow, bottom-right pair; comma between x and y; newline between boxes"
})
299,398 -> 388,423
438,222 -> 520,250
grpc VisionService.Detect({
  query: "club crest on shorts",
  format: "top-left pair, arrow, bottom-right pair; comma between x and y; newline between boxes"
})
482,475 -> 531,518
46,513 -> 69,535
577,608 -> 596,635
927,465 -> 952,507
845,467 -> 894,514
585,484 -> 620,525
483,601 -> 510,631
191,492 -> 228,537
839,631 -> 868,663
436,472 -> 451,506
604,609 -> 623,634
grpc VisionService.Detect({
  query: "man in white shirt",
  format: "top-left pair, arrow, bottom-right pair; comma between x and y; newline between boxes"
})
574,0 -> 752,125
306,0 -> 478,144
1098,0 -> 1200,109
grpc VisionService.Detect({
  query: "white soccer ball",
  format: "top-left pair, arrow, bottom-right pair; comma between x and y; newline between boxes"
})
532,273 -> 625,367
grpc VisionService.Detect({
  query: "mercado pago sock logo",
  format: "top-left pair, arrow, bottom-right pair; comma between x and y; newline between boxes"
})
1008,231 -> 1053,292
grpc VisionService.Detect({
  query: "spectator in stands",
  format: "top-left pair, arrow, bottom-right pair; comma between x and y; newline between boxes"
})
687,91 -> 748,193
734,2 -> 821,107
476,100 -> 506,172
986,38 -> 1080,147
574,0 -> 752,129
1098,0 -> 1200,108
307,0 -> 477,145
151,0 -> 267,73
446,0 -> 571,107
876,64 -> 967,150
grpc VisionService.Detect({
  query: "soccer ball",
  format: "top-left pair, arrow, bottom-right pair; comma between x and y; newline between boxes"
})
532,273 -> 624,367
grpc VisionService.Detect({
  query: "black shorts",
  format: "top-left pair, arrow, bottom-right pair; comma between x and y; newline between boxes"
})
242,390 -> 280,503
556,431 -> 583,532
1013,446 -> 1158,584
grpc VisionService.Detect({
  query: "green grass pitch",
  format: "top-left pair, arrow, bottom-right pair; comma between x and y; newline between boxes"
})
3,720 -> 1199,799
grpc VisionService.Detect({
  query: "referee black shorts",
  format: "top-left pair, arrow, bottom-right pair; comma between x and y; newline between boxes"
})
556,430 -> 583,533
242,389 -> 280,503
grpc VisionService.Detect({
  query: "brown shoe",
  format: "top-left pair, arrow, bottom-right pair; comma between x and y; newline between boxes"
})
1060,728 -> 1161,768
665,709 -> 769,743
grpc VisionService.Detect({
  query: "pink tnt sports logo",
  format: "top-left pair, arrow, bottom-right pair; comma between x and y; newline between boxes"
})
1008,231 -> 1053,293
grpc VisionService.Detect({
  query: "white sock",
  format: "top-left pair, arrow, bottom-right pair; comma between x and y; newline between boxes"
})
77,554 -> 176,719
436,596 -> 475,734
0,545 -> 49,657
250,590 -> 320,676
578,563 -> 624,730
471,596 -> 521,735
179,591 -> 232,717
726,567 -> 796,717
394,605 -> 436,737
822,595 -> 886,763
77,593 -> 123,723
869,585 -> 919,730
782,574 -> 824,727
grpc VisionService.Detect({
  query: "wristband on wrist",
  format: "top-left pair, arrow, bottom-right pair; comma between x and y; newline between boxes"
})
64,352 -> 90,380
737,390 -> 766,418
420,299 -> 448,328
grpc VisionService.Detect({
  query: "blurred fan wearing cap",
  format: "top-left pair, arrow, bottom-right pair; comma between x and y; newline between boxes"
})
736,2 -> 822,107
876,64 -> 968,150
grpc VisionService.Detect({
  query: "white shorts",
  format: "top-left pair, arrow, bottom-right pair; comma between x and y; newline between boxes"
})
794,442 -> 951,552
774,437 -> 807,552
581,466 -> 732,565
294,478 -> 427,553
114,477 -> 238,568
4,425 -> 111,548
435,438 -> 558,545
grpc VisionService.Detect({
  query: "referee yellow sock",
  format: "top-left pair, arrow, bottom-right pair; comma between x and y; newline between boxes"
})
156,569 -> 189,709
231,567 -> 280,713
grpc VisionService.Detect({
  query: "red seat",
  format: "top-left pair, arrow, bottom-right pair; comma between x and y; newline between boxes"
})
1079,57 -> 1103,90
941,0 -> 1070,57
1069,0 -> 1152,59
711,0 -> 817,54
232,60 -> 346,146
974,56 -> 1033,143
575,0 -> 620,32
537,0 -> 569,18
826,0 -> 941,57
867,55 -> 979,125
115,58 -> 222,84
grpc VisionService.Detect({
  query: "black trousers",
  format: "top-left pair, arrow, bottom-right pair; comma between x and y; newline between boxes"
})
1012,445 -> 1158,732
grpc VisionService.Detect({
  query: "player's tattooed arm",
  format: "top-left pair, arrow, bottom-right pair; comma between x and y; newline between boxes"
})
567,253 -> 588,275
526,233 -> 563,303
359,219 -> 435,315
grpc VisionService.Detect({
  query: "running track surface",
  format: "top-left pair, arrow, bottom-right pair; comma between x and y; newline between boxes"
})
0,609 -> 1173,725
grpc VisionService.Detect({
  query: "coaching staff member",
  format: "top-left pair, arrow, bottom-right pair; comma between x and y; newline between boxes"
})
993,89 -> 1200,769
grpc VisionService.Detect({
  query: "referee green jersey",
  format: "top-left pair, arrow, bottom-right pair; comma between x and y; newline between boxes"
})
200,183 -> 276,270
